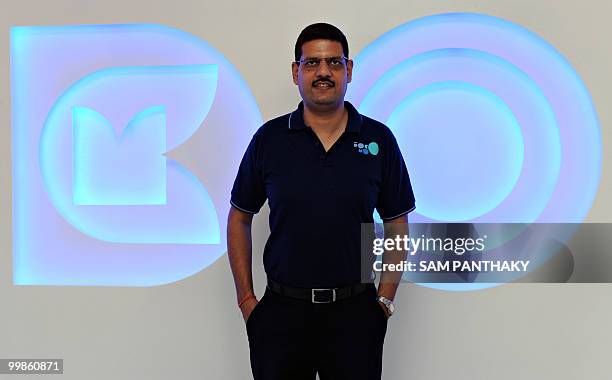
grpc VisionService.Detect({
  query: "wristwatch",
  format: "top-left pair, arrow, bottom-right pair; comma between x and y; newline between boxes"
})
376,296 -> 395,317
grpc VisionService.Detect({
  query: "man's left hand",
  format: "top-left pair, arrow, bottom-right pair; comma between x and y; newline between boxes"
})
377,300 -> 390,319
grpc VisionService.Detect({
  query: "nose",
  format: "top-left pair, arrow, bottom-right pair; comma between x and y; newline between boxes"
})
315,60 -> 332,77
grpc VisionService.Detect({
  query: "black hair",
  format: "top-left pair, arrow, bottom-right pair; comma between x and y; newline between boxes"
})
294,23 -> 349,62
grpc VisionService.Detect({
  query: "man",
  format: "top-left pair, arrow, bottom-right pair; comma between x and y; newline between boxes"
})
227,23 -> 416,380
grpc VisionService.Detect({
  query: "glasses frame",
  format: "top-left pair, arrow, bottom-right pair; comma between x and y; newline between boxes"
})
295,56 -> 349,71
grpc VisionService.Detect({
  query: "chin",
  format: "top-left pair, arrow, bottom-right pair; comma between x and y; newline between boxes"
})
311,97 -> 339,106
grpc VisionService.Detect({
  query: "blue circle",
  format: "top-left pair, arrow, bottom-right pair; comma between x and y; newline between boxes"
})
347,13 -> 601,291
368,141 -> 379,155
387,81 -> 524,221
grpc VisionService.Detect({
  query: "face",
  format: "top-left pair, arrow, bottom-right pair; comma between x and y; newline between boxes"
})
292,39 -> 353,110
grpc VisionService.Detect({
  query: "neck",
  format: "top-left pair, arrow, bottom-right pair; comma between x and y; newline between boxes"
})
303,100 -> 347,131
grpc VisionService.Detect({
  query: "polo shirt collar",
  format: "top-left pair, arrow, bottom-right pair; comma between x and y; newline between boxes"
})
288,101 -> 363,135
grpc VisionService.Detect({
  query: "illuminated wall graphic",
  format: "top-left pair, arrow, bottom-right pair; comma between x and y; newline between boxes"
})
11,15 -> 601,289
348,13 -> 601,224
42,65 -> 220,243
72,105 -> 168,206
11,25 -> 262,285
347,13 -> 601,291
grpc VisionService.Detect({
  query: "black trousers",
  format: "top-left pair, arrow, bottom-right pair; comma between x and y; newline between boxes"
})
246,284 -> 388,380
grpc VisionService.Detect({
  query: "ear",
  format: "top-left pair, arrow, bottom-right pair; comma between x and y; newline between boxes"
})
292,62 -> 299,85
346,59 -> 354,83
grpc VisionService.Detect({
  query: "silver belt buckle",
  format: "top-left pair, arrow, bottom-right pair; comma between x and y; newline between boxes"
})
311,288 -> 337,303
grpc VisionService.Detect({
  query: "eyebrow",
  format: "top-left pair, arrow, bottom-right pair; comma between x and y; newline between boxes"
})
301,55 -> 344,60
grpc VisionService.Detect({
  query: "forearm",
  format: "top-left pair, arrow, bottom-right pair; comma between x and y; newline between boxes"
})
227,208 -> 256,303
378,252 -> 404,300
377,215 -> 409,300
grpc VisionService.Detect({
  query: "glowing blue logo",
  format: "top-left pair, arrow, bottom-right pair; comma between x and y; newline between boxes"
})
347,13 -> 601,291
348,13 -> 600,224
12,24 -> 262,286
72,105 -> 168,206
41,64 -> 220,244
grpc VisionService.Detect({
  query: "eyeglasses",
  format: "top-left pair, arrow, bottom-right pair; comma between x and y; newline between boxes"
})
295,56 -> 348,71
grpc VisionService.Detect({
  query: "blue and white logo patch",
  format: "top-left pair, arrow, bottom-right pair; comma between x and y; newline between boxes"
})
353,141 -> 379,156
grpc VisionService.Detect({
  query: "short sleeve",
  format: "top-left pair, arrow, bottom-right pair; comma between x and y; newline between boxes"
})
376,133 -> 416,220
230,132 -> 267,214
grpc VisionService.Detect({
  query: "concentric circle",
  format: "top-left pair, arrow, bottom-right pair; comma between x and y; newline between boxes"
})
349,13 -> 600,225
350,13 -> 601,291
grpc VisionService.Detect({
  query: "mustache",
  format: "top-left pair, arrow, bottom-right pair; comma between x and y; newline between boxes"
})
312,79 -> 335,87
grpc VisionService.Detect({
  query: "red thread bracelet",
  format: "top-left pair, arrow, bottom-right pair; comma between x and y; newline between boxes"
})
238,294 -> 256,308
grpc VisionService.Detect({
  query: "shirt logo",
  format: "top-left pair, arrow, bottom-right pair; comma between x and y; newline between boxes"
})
353,141 -> 379,156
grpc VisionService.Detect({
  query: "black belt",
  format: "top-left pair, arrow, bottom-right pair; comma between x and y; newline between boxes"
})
266,277 -> 371,303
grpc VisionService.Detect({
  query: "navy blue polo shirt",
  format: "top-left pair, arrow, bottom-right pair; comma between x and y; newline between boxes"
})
230,101 -> 416,288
